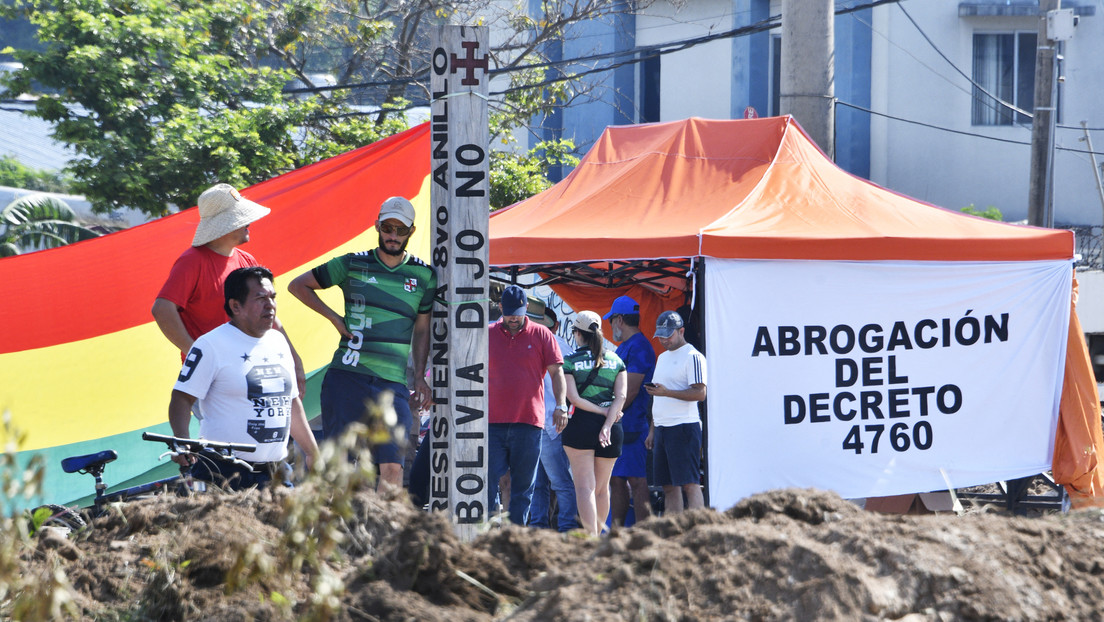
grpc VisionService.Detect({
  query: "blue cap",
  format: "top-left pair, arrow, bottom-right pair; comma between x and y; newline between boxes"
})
603,295 -> 641,319
501,285 -> 527,316
654,310 -> 684,338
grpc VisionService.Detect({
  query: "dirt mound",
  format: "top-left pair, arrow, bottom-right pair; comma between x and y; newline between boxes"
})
14,486 -> 1104,620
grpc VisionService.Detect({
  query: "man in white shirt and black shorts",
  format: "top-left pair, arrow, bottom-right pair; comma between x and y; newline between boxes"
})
169,266 -> 318,490
644,310 -> 707,513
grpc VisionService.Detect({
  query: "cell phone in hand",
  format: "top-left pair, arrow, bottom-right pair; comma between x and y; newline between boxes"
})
643,382 -> 657,388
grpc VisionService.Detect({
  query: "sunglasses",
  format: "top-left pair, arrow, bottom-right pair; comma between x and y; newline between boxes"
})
378,221 -> 413,236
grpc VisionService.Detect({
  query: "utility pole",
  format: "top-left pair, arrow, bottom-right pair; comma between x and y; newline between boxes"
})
780,0 -> 834,158
1027,0 -> 1061,227
1079,121 -> 1104,226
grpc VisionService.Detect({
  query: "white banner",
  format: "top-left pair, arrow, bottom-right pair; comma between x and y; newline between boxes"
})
705,258 -> 1072,509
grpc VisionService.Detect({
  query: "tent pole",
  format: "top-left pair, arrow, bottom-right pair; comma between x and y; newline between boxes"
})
696,258 -> 710,509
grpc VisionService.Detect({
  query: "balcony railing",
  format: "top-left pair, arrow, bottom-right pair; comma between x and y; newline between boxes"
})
1067,225 -> 1104,270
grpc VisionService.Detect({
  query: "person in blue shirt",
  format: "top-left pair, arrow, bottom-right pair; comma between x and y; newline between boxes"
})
604,296 -> 656,526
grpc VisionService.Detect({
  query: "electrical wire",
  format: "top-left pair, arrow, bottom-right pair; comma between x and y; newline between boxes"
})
836,100 -> 1104,156
283,0 -> 904,96
896,3 -> 1034,125
896,2 -> 1104,132
849,6 -> 1029,130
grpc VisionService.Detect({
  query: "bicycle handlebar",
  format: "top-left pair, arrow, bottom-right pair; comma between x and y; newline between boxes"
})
141,432 -> 256,454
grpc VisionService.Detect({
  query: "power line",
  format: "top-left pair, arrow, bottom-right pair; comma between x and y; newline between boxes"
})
896,3 -> 1033,126
848,7 -> 1025,129
895,3 -> 1104,132
837,100 -> 1030,146
836,100 -> 1104,156
283,0 -> 903,97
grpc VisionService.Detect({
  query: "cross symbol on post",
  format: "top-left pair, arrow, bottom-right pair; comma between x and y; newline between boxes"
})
451,40 -> 488,86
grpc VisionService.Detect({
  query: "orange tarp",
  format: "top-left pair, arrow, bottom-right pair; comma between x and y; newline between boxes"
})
1055,276 -> 1104,508
490,116 -> 1103,506
490,116 -> 1072,265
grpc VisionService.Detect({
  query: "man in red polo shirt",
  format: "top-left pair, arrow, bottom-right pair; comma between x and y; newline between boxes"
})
488,285 -> 566,526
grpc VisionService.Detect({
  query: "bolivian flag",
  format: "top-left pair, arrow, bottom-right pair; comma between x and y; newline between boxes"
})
0,123 -> 430,510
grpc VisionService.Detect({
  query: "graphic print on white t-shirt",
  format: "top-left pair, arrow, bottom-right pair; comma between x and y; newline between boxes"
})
174,324 -> 298,463
246,363 -> 293,445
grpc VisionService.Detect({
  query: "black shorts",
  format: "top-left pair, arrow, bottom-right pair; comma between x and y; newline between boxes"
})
654,422 -> 702,487
561,411 -> 623,459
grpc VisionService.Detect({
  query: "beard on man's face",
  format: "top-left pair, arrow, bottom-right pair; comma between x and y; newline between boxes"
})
378,234 -> 409,256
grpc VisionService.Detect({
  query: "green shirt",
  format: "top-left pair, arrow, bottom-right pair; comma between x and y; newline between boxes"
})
563,347 -> 625,408
312,249 -> 437,385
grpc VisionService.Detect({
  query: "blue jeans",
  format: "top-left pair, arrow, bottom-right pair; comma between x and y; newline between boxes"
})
528,428 -> 579,531
488,423 -> 542,526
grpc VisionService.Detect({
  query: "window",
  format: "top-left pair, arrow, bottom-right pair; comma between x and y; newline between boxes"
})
770,35 -> 781,116
971,31 -> 1036,126
638,52 -> 660,123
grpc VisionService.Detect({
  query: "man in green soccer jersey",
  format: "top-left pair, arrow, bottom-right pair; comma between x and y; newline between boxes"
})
289,197 -> 437,490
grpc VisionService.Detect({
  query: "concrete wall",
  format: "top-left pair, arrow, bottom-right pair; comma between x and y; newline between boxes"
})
1077,269 -> 1104,333
636,0 -> 734,122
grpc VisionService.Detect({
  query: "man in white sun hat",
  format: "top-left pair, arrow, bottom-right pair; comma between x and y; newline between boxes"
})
152,183 -> 305,393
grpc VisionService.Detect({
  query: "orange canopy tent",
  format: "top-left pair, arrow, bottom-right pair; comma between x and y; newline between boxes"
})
489,116 -> 1103,507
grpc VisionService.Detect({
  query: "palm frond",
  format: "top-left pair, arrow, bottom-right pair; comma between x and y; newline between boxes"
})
1,194 -> 101,254
2,194 -> 78,227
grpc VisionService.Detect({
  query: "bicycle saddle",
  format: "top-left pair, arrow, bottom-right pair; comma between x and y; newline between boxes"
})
61,450 -> 118,474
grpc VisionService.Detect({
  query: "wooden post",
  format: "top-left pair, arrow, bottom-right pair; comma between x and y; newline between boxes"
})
428,25 -> 490,540
1028,0 -> 1061,228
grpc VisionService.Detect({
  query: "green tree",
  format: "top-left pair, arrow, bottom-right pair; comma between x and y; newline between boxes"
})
0,193 -> 101,256
491,138 -> 578,209
0,0 -> 339,216
961,204 -> 1003,221
2,0 -> 638,217
280,0 -> 623,206
0,156 -> 71,194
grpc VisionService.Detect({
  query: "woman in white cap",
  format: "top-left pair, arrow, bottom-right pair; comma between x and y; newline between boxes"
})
558,310 -> 627,536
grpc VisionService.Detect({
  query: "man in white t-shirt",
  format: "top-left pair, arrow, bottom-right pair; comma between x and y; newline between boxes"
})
169,266 -> 318,490
644,310 -> 707,513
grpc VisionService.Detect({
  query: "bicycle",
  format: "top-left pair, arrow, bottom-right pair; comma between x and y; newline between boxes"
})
32,432 -> 256,534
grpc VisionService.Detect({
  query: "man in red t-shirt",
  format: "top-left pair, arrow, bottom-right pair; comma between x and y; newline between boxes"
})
487,285 -> 566,526
152,183 -> 304,392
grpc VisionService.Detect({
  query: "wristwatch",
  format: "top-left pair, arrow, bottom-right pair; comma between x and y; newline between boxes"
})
556,404 -> 568,411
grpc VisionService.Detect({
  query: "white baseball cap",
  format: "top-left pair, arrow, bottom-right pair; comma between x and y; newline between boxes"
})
378,196 -> 415,227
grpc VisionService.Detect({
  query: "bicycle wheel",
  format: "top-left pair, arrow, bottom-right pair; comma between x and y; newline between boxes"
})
30,504 -> 88,534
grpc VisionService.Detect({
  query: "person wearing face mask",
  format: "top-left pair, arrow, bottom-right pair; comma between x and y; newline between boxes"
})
289,196 -> 437,491
604,296 -> 656,526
